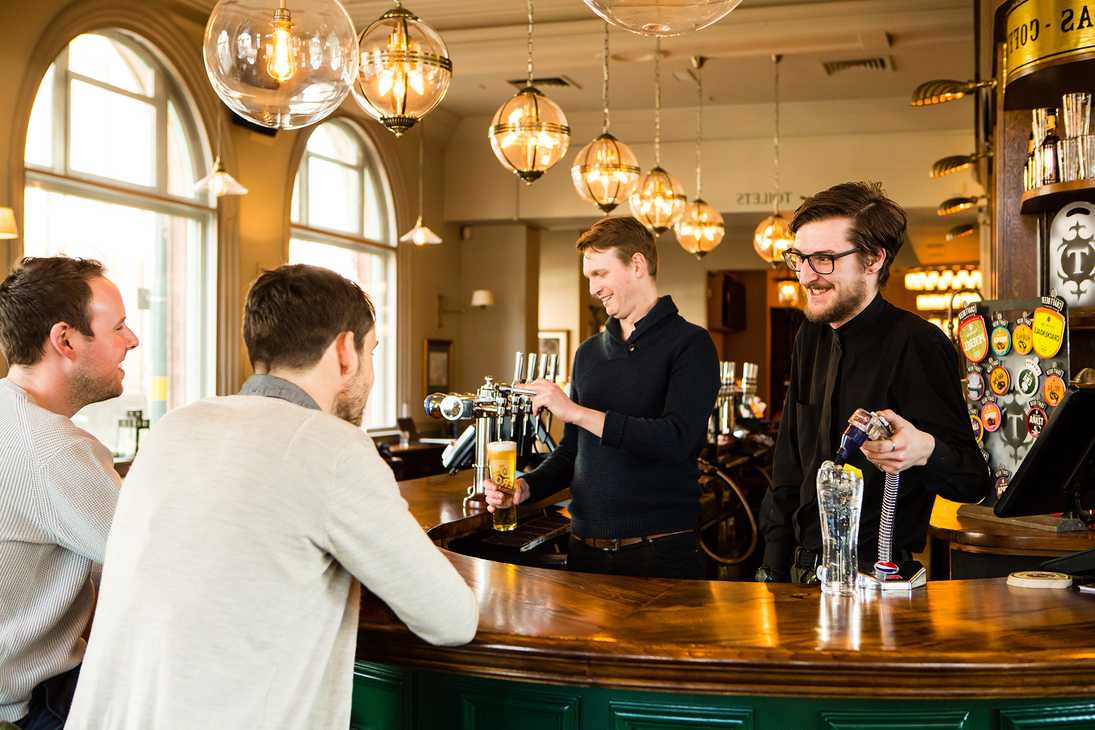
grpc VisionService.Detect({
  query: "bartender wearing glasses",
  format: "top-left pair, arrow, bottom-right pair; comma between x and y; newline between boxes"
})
757,181 -> 989,584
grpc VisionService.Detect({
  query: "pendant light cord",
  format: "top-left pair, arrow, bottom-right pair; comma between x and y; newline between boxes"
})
772,54 -> 782,215
654,37 -> 661,166
417,123 -> 425,220
695,61 -> 703,198
601,23 -> 610,134
526,0 -> 535,87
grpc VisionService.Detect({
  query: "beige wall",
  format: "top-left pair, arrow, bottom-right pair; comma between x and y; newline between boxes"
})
457,224 -> 539,392
537,230 -> 583,377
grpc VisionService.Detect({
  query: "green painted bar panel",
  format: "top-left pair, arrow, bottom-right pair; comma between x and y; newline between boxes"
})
998,702 -> 1095,729
609,699 -> 753,729
820,710 -> 971,730
350,662 -> 412,730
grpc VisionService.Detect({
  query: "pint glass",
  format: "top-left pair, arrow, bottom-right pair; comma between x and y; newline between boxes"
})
815,461 -> 864,595
488,440 -> 518,531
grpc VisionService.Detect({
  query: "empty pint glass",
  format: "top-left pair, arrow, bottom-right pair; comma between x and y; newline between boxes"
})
816,461 -> 864,595
488,440 -> 518,531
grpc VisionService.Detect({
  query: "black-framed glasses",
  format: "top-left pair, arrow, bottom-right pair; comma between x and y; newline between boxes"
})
783,248 -> 858,275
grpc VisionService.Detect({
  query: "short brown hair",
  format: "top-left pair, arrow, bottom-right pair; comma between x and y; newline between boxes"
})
243,264 -> 376,371
575,216 -> 658,277
0,257 -> 105,366
790,181 -> 907,286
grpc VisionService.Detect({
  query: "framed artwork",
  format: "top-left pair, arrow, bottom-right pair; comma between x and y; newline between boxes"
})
423,339 -> 453,394
537,329 -> 569,382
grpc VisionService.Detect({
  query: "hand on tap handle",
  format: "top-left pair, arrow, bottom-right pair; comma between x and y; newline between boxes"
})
858,409 -> 936,475
523,380 -> 606,438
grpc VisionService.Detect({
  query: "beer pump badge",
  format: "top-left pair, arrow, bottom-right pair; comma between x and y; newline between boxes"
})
1043,367 -> 1067,407
959,309 -> 989,363
1013,313 -> 1034,356
966,366 -> 986,401
1016,359 -> 1042,398
990,314 -> 1012,357
1026,399 -> 1049,439
1032,300 -> 1066,359
980,399 -> 1003,433
988,358 -> 1011,396
993,468 -> 1010,499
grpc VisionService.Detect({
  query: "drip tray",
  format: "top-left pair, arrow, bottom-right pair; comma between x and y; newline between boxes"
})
446,507 -> 570,570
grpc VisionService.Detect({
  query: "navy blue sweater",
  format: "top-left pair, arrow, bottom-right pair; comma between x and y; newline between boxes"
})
523,295 -> 719,538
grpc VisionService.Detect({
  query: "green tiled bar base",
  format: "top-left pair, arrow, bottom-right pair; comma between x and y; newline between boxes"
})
351,662 -> 1095,730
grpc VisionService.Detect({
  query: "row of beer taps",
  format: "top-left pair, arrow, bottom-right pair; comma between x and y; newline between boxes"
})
711,360 -> 761,440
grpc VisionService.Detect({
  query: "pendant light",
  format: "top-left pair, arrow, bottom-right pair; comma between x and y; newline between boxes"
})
752,54 -> 795,266
488,0 -> 571,184
203,0 -> 359,130
400,123 -> 442,245
354,1 -> 452,137
583,0 -> 744,37
629,38 -> 685,234
571,23 -> 641,213
195,115 -> 247,199
675,56 -> 723,259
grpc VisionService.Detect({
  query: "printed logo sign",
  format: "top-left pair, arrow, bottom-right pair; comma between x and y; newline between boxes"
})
970,412 -> 984,445
991,323 -> 1012,357
981,400 -> 1002,433
1043,372 -> 1067,407
1016,365 -> 1040,398
959,313 -> 989,363
1026,400 -> 1049,439
1032,305 -> 1066,359
966,368 -> 985,401
989,364 -> 1011,396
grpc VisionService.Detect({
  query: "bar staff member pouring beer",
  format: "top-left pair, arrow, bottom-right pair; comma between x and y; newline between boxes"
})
758,182 -> 990,584
484,217 -> 720,579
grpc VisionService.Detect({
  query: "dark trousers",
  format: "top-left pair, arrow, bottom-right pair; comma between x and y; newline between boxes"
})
12,665 -> 80,730
567,532 -> 705,579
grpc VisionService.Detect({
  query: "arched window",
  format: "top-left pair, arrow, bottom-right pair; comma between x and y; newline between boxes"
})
289,119 -> 397,430
23,31 -> 216,453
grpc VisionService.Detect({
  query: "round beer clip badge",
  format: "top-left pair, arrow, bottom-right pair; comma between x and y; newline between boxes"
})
1043,374 -> 1066,407
966,369 -> 985,401
990,324 -> 1012,357
989,364 -> 1011,396
1026,402 -> 1049,438
980,401 -> 1002,432
1012,322 -> 1034,355
1015,366 -> 1040,398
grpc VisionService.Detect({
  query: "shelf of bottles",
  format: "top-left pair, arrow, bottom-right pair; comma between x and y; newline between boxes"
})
1021,91 -> 1095,214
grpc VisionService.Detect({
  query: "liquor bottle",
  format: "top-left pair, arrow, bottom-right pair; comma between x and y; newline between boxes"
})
1041,110 -> 1061,186
1025,131 -> 1035,190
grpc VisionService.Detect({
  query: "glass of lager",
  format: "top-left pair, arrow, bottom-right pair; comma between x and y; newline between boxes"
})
488,440 -> 518,531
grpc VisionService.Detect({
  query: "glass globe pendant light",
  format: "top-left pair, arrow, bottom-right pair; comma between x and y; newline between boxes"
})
488,0 -> 571,184
675,56 -> 723,259
203,0 -> 359,130
753,55 -> 795,266
571,23 -> 641,213
629,38 -> 685,234
399,123 -> 442,245
583,0 -> 744,37
354,1 -> 452,137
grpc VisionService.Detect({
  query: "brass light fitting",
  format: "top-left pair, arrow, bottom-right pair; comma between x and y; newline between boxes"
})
930,152 -> 992,178
911,78 -> 997,107
936,195 -> 985,216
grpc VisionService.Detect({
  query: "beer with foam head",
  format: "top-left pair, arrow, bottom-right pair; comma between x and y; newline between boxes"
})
487,440 -> 518,531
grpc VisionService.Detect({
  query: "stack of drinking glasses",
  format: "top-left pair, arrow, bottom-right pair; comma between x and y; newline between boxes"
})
1059,92 -> 1093,184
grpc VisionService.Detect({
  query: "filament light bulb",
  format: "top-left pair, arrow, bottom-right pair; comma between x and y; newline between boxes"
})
267,8 -> 298,82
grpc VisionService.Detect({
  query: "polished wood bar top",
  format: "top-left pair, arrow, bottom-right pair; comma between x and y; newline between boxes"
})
357,473 -> 1095,699
930,498 -> 1095,554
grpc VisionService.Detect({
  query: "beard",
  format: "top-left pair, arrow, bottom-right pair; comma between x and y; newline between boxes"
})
334,364 -> 369,427
70,366 -> 123,411
803,276 -> 870,326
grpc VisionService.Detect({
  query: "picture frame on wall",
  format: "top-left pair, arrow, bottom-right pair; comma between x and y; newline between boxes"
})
423,339 -> 453,394
537,329 -> 569,382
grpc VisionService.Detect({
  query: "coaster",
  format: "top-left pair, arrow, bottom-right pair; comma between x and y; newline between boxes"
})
1006,571 -> 1072,589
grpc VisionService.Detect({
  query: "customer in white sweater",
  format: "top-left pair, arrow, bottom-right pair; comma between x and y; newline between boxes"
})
65,265 -> 478,730
0,257 -> 138,730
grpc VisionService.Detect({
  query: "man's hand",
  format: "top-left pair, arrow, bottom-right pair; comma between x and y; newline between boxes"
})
484,476 -> 530,514
523,380 -> 606,437
860,409 -> 935,475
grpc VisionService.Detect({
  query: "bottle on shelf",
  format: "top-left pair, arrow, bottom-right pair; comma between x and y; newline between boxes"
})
1041,109 -> 1061,186
1025,131 -> 1035,190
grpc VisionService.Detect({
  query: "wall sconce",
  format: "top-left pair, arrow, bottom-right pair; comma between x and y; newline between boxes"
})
776,278 -> 804,308
904,266 -> 982,292
437,289 -> 494,328
946,223 -> 977,240
0,207 -> 19,239
936,195 -> 985,216
911,79 -> 996,107
930,152 -> 992,178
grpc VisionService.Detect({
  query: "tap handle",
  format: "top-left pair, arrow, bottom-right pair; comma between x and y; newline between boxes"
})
545,353 -> 558,382
513,352 -> 526,383
526,353 -> 538,383
537,353 -> 548,380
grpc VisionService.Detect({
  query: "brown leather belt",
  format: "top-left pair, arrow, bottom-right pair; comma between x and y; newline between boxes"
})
572,529 -> 694,552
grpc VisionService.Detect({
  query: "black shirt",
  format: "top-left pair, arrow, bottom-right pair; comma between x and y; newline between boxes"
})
761,293 -> 990,574
522,295 -> 719,538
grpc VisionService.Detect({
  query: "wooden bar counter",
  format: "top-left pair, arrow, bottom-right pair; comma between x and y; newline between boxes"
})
351,474 -> 1095,729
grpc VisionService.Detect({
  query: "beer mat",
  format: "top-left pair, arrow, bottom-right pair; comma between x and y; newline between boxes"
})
1007,571 -> 1072,589
481,511 -> 571,552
